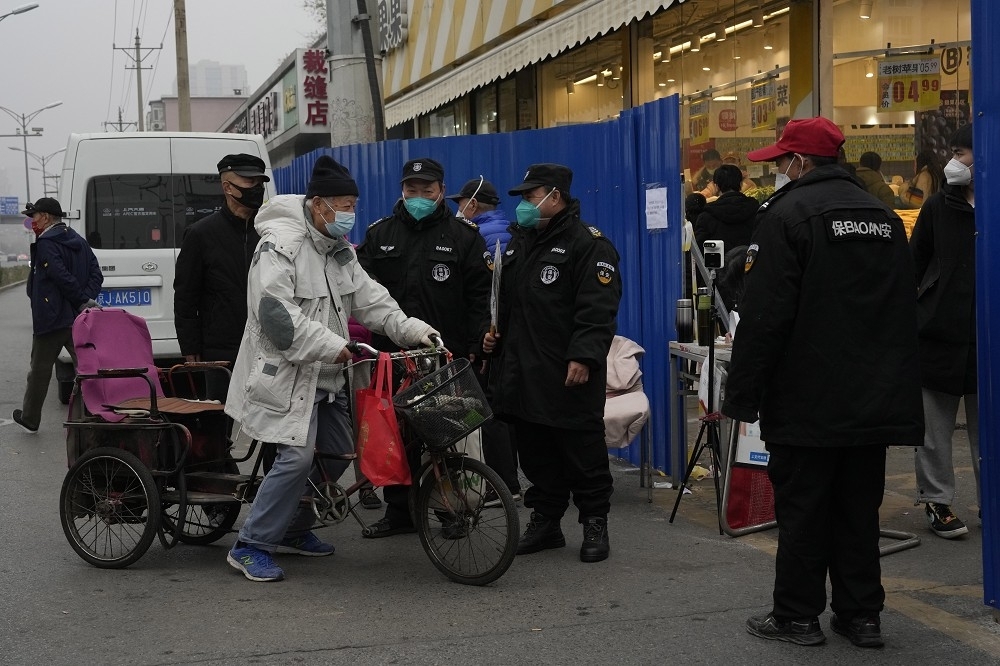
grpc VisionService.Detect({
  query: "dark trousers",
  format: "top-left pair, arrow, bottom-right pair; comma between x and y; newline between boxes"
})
513,417 -> 613,522
21,327 -> 76,428
477,361 -> 520,494
767,443 -> 887,621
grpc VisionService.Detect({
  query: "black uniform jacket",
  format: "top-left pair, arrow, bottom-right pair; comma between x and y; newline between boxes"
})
489,201 -> 622,431
910,183 -> 977,395
722,165 -> 923,448
174,204 -> 260,361
357,199 -> 490,357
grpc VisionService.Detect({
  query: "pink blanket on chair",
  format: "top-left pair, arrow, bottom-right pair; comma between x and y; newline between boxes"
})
72,308 -> 163,423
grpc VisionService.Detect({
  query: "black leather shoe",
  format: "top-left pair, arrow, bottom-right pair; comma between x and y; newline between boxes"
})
831,614 -> 883,648
362,516 -> 416,539
746,613 -> 826,646
580,516 -> 610,562
516,511 -> 565,555
12,409 -> 38,434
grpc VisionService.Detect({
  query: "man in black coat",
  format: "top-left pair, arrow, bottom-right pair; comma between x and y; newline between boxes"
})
694,164 -> 760,287
723,118 -> 923,649
483,163 -> 622,563
173,153 -> 269,398
13,198 -> 103,433
357,157 -> 491,537
910,124 -> 979,539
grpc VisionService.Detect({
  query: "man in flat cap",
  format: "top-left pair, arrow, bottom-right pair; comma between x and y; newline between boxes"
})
13,197 -> 103,433
174,153 -> 270,398
225,156 -> 438,582
356,157 -> 491,538
483,163 -> 622,564
723,117 -> 922,648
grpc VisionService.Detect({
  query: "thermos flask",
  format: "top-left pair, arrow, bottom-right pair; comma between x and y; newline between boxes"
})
696,287 -> 711,346
676,298 -> 693,342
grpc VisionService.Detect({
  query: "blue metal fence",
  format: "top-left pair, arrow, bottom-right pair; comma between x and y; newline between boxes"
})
274,96 -> 684,473
971,0 -> 998,611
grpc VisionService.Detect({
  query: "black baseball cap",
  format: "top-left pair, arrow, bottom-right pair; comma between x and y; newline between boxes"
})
217,153 -> 271,182
22,197 -> 65,217
400,158 -> 445,184
508,163 -> 573,196
445,178 -> 500,205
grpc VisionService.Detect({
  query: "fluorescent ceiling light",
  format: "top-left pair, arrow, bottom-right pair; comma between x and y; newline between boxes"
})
566,80 -> 575,94
865,58 -> 876,78
574,74 -> 597,85
860,1 -> 873,19
688,33 -> 701,52
713,95 -> 738,101
715,21 -> 727,42
752,8 -> 765,27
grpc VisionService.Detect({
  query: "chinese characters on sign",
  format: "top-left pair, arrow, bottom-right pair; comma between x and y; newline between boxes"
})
378,0 -> 409,53
689,101 -> 710,145
301,48 -> 329,128
750,78 -> 776,131
877,55 -> 941,113
249,91 -> 281,139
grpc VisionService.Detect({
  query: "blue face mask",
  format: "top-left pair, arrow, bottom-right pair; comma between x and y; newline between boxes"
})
319,199 -> 355,237
514,189 -> 555,229
403,195 -> 439,221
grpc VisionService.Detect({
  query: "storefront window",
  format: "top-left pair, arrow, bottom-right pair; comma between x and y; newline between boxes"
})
476,85 -> 499,134
417,98 -> 471,137
537,30 -> 625,128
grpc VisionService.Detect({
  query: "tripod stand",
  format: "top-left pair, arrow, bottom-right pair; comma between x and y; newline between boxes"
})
669,268 -> 725,534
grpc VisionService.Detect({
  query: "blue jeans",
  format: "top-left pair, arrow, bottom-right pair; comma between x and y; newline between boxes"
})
238,389 -> 353,550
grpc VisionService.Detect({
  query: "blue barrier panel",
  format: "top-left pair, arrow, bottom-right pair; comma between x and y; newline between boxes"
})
971,0 -> 998,611
274,95 -> 682,473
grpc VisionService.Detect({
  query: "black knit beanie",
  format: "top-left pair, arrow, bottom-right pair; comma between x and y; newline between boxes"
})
306,155 -> 359,198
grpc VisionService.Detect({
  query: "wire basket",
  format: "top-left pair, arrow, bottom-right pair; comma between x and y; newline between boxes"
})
392,358 -> 492,451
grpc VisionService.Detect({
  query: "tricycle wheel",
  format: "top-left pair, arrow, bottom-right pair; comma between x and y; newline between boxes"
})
161,457 -> 241,545
60,447 -> 160,568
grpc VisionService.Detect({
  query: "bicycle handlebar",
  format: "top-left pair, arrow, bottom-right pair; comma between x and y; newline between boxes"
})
345,335 -> 447,361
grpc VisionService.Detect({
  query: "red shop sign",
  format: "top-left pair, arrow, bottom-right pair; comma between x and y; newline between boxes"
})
718,109 -> 738,132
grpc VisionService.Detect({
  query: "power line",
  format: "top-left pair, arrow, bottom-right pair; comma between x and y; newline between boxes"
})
114,29 -> 161,130
105,0 -> 120,124
144,4 -> 175,107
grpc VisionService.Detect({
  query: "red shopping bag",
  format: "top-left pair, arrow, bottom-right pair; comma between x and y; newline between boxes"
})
356,352 -> 411,486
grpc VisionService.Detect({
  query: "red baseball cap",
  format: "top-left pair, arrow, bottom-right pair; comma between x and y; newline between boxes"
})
746,117 -> 845,162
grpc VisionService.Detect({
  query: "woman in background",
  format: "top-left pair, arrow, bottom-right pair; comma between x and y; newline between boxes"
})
901,149 -> 945,209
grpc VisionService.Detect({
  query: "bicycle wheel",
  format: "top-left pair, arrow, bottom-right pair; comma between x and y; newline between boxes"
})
161,457 -> 241,545
59,447 -> 161,568
414,456 -> 518,586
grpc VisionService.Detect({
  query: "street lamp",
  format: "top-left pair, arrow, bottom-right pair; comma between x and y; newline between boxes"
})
0,100 -> 62,203
0,3 -> 39,22
12,146 -> 66,197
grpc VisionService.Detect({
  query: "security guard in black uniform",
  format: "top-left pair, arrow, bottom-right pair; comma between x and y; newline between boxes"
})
357,157 -> 491,537
483,163 -> 622,563
722,118 -> 923,648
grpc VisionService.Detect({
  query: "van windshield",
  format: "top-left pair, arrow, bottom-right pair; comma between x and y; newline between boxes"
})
85,174 -> 225,249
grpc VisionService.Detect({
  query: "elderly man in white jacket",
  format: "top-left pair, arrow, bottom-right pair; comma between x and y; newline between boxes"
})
226,156 -> 437,582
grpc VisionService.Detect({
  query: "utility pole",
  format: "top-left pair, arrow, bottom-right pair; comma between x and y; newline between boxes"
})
174,0 -> 191,131
103,108 -> 137,132
327,0 -> 384,145
114,29 -> 160,131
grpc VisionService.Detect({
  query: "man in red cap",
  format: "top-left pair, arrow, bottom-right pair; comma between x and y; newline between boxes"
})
723,117 -> 923,648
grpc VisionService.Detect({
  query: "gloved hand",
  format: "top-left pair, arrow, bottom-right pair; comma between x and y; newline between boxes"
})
420,328 -> 442,348
78,299 -> 101,313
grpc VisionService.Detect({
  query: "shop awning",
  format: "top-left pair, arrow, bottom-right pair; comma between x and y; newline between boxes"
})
384,0 -> 682,128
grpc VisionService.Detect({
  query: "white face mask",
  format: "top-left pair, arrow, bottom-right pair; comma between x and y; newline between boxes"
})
944,158 -> 973,186
773,154 -> 801,191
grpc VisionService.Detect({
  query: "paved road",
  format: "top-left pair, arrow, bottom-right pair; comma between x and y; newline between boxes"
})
0,283 -> 998,664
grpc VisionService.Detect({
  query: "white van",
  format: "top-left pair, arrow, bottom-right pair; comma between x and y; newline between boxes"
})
54,132 -> 276,403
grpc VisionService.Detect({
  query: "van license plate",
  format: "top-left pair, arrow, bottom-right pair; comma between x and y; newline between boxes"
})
97,288 -> 152,307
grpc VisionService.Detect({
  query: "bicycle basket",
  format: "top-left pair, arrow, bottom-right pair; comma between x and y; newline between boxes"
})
392,358 -> 492,451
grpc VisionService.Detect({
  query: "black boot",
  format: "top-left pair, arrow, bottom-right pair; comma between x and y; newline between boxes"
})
580,516 -> 610,562
517,511 -> 566,555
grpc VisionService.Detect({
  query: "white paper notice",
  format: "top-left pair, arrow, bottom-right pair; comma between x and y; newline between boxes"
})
645,186 -> 667,230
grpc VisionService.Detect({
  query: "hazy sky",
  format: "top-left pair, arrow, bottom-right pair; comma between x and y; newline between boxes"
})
0,0 -> 320,204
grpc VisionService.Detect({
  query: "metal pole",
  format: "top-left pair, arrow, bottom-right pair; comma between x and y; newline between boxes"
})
135,29 -> 145,131
21,114 -> 30,202
174,0 -> 191,131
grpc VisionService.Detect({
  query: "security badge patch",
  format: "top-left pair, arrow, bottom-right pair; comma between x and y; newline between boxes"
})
432,264 -> 451,281
540,265 -> 560,284
597,261 -> 615,284
483,251 -> 494,271
744,243 -> 758,273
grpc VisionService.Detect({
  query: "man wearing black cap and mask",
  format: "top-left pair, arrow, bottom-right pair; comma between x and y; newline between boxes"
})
13,197 -> 103,433
482,163 -> 622,564
357,157 -> 491,538
224,156 -> 438,582
723,117 -> 922,648
174,153 -> 270,398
